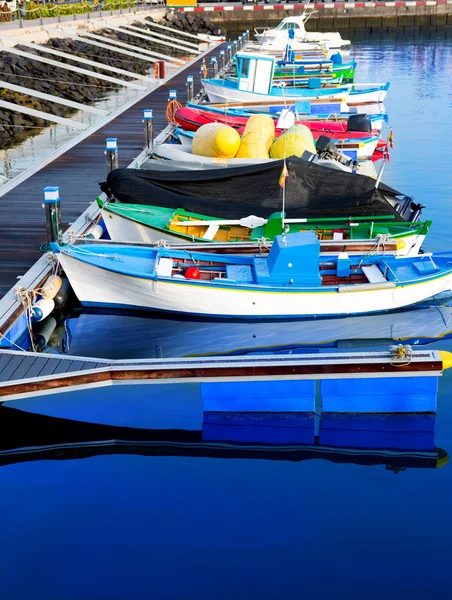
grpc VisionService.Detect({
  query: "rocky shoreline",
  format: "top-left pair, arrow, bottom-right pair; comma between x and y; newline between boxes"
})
0,12 -> 223,150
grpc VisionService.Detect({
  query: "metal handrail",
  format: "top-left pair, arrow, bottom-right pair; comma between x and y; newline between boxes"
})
0,0 -> 163,27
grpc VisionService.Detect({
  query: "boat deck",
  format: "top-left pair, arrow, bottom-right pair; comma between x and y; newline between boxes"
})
0,46 -> 223,298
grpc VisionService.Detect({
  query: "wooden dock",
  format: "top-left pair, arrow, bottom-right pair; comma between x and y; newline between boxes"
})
0,347 -> 446,401
0,45 -> 222,298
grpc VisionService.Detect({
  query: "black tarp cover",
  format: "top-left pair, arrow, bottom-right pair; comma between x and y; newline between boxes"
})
102,158 -> 405,220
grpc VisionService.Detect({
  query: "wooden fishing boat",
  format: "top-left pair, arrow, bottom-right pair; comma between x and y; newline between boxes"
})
173,110 -> 387,161
189,101 -> 387,132
101,160 -> 423,223
97,200 -> 431,257
273,60 -> 356,82
52,232 -> 452,319
202,53 -> 389,106
178,106 -> 378,136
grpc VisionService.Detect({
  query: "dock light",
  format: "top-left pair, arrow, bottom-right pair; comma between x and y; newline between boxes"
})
168,89 -> 177,101
219,50 -> 225,71
186,76 -> 194,102
105,138 -> 118,173
226,44 -> 232,64
42,186 -> 62,245
43,186 -> 60,203
143,110 -> 154,154
105,138 -> 117,151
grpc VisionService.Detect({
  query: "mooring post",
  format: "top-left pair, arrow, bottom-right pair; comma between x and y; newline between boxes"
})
226,45 -> 231,66
219,50 -> 225,72
143,109 -> 154,154
43,187 -> 62,245
210,57 -> 218,77
233,40 -> 238,57
105,138 -> 119,173
186,75 -> 194,103
39,7 -> 43,25
237,35 -> 242,51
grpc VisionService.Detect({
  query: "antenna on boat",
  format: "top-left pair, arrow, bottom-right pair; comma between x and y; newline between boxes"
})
279,157 -> 289,244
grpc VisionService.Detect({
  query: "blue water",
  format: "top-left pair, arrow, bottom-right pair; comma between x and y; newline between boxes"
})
2,34 -> 452,599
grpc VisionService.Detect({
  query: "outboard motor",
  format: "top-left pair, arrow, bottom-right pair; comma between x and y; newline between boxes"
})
314,135 -> 357,170
347,114 -> 372,134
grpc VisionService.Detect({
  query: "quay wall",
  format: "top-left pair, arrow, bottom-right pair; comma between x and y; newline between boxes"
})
179,3 -> 452,34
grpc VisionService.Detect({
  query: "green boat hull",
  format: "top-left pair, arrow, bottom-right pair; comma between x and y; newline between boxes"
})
273,65 -> 355,83
97,199 -> 431,252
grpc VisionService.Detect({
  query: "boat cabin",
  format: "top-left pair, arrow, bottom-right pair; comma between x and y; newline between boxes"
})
271,17 -> 309,37
235,52 -> 276,96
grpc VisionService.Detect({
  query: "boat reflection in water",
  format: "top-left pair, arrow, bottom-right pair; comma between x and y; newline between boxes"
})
0,406 -> 446,474
48,303 -> 452,360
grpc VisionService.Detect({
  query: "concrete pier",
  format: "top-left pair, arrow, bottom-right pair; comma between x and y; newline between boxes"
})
178,3 -> 452,34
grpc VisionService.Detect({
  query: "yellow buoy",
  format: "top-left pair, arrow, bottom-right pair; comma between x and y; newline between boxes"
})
436,449 -> 449,469
270,124 -> 316,159
192,122 -> 241,158
235,114 -> 275,159
40,274 -> 63,300
439,350 -> 452,371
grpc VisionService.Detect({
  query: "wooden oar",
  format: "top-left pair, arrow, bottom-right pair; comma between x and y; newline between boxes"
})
173,214 -> 397,229
172,216 -> 267,229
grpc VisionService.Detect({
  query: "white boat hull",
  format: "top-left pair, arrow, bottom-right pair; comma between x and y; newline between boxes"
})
254,36 -> 350,52
59,251 -> 449,318
202,80 -> 349,110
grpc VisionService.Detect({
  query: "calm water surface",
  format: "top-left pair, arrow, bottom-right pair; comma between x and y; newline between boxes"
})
1,34 -> 452,600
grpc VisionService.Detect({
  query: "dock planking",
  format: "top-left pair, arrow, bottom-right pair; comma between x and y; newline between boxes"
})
0,45 -> 224,297
0,348 -> 446,402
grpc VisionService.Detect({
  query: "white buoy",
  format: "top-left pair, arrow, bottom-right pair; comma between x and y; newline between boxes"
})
31,298 -> 55,322
86,224 -> 105,240
41,274 -> 63,300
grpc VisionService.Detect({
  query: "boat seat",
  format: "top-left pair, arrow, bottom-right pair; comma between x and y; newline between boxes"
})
156,257 -> 173,277
225,264 -> 253,283
362,265 -> 387,284
203,225 -> 220,240
412,260 -> 437,275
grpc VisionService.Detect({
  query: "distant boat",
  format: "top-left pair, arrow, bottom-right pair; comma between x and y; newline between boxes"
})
52,232 -> 452,319
97,200 -> 430,257
253,14 -> 351,51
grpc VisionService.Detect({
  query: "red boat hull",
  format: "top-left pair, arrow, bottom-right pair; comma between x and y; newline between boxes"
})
175,107 -> 388,160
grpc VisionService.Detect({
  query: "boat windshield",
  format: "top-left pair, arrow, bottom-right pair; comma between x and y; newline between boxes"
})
276,22 -> 302,31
